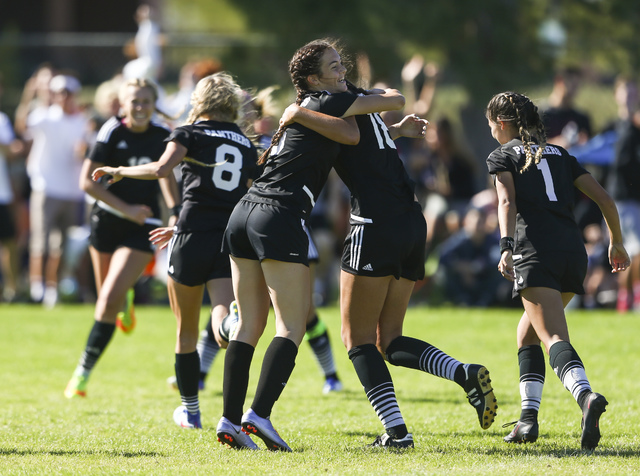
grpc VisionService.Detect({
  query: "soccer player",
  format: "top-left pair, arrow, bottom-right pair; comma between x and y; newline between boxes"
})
218,39 -> 359,451
283,78 -> 498,448
486,91 -> 629,450
65,78 -> 179,398
92,73 -> 259,442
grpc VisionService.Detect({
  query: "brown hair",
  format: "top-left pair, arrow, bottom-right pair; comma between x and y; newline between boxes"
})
258,38 -> 342,165
486,91 -> 547,173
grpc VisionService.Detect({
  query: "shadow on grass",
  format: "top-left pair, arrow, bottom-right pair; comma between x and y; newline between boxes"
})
0,447 -> 164,458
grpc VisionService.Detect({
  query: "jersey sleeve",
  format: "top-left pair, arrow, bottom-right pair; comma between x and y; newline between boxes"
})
306,91 -> 357,117
89,117 -> 121,163
486,147 -> 515,175
568,153 -> 590,180
166,125 -> 192,149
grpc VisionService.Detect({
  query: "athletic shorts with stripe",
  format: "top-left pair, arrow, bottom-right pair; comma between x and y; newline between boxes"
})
341,203 -> 426,281
223,199 -> 309,265
89,208 -> 155,254
167,229 -> 230,286
512,248 -> 587,298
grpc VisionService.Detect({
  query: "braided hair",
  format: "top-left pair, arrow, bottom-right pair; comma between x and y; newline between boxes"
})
258,39 -> 341,165
486,92 -> 547,173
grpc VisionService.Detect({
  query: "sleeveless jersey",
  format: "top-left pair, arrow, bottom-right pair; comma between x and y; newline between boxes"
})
334,95 -> 416,223
486,139 -> 589,254
90,116 -> 170,217
247,90 -> 356,218
168,120 -> 259,232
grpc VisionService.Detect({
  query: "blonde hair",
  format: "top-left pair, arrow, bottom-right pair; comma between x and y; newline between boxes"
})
486,91 -> 547,173
118,77 -> 178,120
186,72 -> 242,124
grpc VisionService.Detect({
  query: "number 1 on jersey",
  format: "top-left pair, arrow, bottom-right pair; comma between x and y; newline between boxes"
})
536,158 -> 558,202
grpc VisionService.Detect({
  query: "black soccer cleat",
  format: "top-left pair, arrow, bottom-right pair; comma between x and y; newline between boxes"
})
503,420 -> 539,444
581,392 -> 608,451
369,432 -> 414,449
463,364 -> 498,429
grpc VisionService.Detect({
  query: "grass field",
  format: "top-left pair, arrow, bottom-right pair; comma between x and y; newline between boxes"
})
1,303 -> 639,475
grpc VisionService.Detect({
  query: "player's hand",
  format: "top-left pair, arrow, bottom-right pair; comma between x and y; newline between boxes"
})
92,167 -> 122,184
609,242 -> 631,273
498,251 -> 515,281
279,104 -> 299,127
149,226 -> 174,250
395,114 -> 428,139
126,204 -> 152,226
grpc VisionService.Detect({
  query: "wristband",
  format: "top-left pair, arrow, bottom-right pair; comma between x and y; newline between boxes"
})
171,205 -> 182,217
500,236 -> 515,254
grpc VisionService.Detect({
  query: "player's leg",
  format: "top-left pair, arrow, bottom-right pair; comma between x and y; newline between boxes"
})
521,287 -> 607,450
65,247 -> 151,398
196,278 -> 234,389
240,259 -> 308,451
504,312 -> 544,443
168,276 -> 205,429
305,263 -> 341,393
341,272 -> 413,447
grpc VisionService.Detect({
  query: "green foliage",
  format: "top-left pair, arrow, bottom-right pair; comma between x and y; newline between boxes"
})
1,304 -> 639,474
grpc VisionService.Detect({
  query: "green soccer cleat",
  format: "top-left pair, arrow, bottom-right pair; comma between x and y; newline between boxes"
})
64,372 -> 89,399
116,288 -> 136,334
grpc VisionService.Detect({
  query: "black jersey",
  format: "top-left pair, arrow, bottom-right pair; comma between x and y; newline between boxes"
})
168,120 -> 259,232
334,99 -> 416,222
90,116 -> 170,217
247,90 -> 357,218
486,139 -> 589,253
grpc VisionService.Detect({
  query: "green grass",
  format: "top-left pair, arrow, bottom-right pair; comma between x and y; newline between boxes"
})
1,304 -> 639,475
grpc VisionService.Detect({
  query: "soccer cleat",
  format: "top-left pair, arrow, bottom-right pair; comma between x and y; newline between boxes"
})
241,408 -> 291,452
463,364 -> 498,429
322,377 -> 343,394
369,432 -> 414,448
173,405 -> 202,429
581,392 -> 608,451
64,372 -> 88,399
503,420 -> 539,444
218,301 -> 240,342
116,288 -> 136,334
217,417 -> 259,450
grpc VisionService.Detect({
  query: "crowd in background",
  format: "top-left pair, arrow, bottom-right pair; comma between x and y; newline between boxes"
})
0,8 -> 639,313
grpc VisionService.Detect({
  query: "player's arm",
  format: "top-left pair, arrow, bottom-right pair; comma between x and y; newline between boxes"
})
341,89 -> 405,117
574,173 -> 630,273
494,170 -> 517,281
279,104 -> 359,145
80,158 -> 152,225
92,141 -> 187,183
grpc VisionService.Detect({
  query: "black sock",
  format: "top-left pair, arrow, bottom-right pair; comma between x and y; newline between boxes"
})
78,321 -> 116,372
251,336 -> 298,418
517,345 -> 545,422
549,341 -> 591,407
349,344 -> 407,439
222,340 -> 255,425
386,335 -> 464,386
306,315 -> 338,379
175,351 -> 200,397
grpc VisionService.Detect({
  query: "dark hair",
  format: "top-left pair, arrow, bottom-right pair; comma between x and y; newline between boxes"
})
258,38 -> 341,165
486,92 -> 547,173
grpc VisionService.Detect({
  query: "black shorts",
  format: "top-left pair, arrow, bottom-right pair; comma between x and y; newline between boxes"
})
167,229 -> 230,286
0,204 -> 16,240
89,208 -> 155,254
223,199 -> 309,265
512,249 -> 587,298
341,204 -> 426,281
304,222 -> 319,263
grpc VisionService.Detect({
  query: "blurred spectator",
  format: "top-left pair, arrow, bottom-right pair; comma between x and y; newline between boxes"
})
582,223 -> 618,309
435,206 -> 503,306
21,74 -> 89,307
0,73 -> 20,302
542,67 -> 592,148
607,77 -> 640,312
401,54 -> 438,119
122,4 -> 162,82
